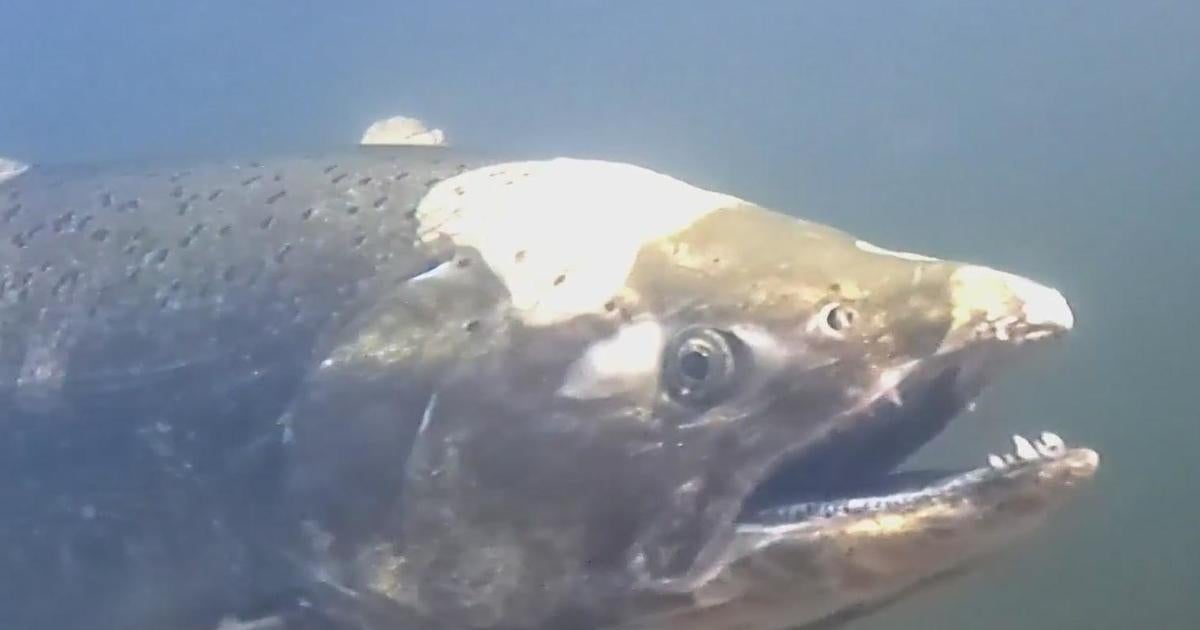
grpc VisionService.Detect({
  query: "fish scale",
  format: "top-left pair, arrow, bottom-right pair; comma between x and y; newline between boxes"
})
0,150 -> 470,409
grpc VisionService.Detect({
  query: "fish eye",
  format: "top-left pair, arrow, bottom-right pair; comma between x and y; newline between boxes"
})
816,302 -> 857,336
662,327 -> 744,406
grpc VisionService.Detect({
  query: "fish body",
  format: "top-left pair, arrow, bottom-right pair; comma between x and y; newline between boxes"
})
0,147 -> 477,629
0,145 -> 1093,630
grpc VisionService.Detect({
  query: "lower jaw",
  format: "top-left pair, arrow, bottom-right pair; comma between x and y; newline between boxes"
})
738,430 -> 1078,526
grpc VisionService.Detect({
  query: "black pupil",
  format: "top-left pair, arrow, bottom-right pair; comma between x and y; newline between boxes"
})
679,348 -> 711,381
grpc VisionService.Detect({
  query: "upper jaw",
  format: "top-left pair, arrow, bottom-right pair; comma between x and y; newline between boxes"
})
942,264 -> 1074,351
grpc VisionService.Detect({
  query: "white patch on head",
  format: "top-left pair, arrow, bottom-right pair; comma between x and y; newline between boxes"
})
559,318 -> 664,399
951,265 -> 1074,333
415,158 -> 746,326
855,239 -> 939,262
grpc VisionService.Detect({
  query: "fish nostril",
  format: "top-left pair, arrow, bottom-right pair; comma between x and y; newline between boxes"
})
816,303 -> 856,336
827,305 -> 855,331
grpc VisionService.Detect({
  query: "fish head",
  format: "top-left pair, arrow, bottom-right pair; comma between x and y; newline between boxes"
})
308,158 -> 1088,628
589,197 -> 1079,585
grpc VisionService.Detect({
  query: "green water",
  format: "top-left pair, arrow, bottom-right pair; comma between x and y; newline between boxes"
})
1,1 -> 1195,627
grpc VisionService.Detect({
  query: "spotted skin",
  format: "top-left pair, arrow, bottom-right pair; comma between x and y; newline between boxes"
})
0,148 -> 477,630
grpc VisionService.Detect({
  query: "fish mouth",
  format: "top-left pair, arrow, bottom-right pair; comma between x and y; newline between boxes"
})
741,429 -> 1098,528
736,342 -> 1096,528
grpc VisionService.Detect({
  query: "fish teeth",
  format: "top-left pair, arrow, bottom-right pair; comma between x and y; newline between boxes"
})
1040,430 -> 1065,450
987,430 -> 1070,471
1012,434 -> 1039,460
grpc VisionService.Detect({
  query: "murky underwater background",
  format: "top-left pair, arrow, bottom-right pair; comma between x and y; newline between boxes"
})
0,1 -> 1196,628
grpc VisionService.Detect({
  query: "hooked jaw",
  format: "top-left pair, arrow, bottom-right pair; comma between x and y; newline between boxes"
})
658,437 -> 1098,630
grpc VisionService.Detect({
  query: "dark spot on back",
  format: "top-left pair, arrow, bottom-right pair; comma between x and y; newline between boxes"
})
604,299 -> 617,312
456,257 -> 471,268
52,212 -> 74,234
52,270 -> 78,297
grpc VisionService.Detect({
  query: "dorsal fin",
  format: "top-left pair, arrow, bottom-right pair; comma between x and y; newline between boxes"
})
0,155 -> 29,184
359,115 -> 447,147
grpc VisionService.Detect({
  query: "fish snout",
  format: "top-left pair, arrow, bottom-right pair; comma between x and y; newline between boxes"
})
945,265 -> 1074,348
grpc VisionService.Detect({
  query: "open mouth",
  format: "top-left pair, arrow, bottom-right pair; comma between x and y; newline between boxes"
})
742,430 -> 1096,526
736,351 -> 1096,527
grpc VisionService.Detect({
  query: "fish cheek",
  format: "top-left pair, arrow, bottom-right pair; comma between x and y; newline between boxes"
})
398,368 -> 661,626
